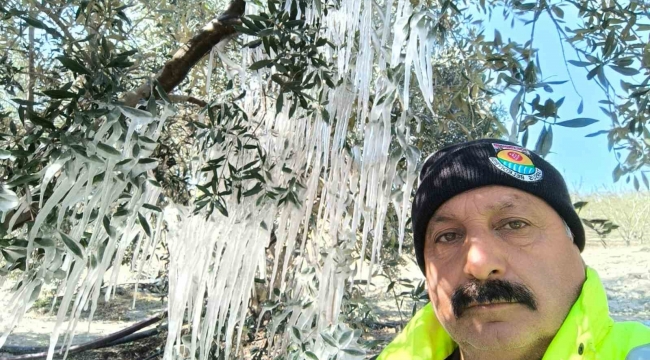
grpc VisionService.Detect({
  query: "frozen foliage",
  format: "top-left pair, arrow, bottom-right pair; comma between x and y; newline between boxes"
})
0,104 -> 169,359
163,204 -> 272,359
1,0 -> 441,358
160,0 -> 435,356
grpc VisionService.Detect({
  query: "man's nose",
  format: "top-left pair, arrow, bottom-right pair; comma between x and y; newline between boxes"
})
462,230 -> 506,281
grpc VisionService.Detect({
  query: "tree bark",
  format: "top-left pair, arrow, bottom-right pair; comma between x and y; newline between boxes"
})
121,0 -> 246,107
1,204 -> 38,233
167,95 -> 208,107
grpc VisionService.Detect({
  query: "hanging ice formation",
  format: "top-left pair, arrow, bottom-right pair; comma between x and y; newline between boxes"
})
0,0 -> 441,358
0,103 -> 170,360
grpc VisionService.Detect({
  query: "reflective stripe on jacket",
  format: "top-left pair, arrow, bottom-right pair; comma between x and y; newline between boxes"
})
378,267 -> 650,360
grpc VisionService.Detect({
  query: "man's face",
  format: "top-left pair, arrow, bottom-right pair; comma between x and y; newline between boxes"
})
423,186 -> 585,353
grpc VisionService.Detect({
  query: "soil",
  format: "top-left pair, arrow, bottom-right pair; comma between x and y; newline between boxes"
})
582,244 -> 650,325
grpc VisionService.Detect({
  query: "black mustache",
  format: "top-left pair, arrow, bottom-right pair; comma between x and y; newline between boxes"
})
451,279 -> 537,319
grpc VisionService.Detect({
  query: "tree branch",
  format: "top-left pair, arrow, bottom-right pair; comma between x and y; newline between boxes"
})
29,0 -> 90,62
167,95 -> 208,107
1,204 -> 38,233
121,0 -> 246,107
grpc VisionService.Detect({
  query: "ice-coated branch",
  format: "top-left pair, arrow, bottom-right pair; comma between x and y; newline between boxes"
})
121,0 -> 246,107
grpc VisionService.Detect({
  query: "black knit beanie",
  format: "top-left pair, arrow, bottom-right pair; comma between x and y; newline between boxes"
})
412,139 -> 585,273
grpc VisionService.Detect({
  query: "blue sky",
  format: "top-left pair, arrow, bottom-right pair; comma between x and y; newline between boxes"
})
475,4 -> 632,194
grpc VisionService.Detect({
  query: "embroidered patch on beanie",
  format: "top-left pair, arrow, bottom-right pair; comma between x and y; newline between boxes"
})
488,143 -> 543,182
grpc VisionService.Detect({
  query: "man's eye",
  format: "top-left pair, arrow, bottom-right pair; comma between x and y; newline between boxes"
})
436,232 -> 462,243
501,220 -> 528,230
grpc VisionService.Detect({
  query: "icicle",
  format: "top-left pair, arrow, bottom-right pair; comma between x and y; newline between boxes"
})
56,168 -> 89,229
268,207 -> 290,295
279,206 -> 302,293
39,154 -> 70,208
216,40 -> 244,80
6,199 -> 29,234
206,47 -> 215,97
132,208 -> 163,307
25,168 -> 77,271
399,135 -> 420,253
391,0 -> 411,67
354,0 -> 375,128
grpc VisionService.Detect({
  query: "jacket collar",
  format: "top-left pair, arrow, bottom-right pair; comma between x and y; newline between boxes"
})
542,267 -> 613,359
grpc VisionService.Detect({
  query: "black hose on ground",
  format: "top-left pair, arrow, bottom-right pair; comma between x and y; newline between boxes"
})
0,326 -> 159,356
0,313 -> 166,360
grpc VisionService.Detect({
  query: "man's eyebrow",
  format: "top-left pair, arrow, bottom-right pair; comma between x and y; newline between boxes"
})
488,200 -> 517,212
431,197 -> 525,223
430,215 -> 455,224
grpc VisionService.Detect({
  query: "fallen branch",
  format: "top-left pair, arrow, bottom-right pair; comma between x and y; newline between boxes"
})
121,0 -> 246,107
0,313 -> 166,360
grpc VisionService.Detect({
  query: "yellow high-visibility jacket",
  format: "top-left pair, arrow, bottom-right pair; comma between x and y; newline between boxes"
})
378,267 -> 650,360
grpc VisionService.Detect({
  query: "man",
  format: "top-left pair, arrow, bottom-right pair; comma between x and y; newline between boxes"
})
378,139 -> 650,360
